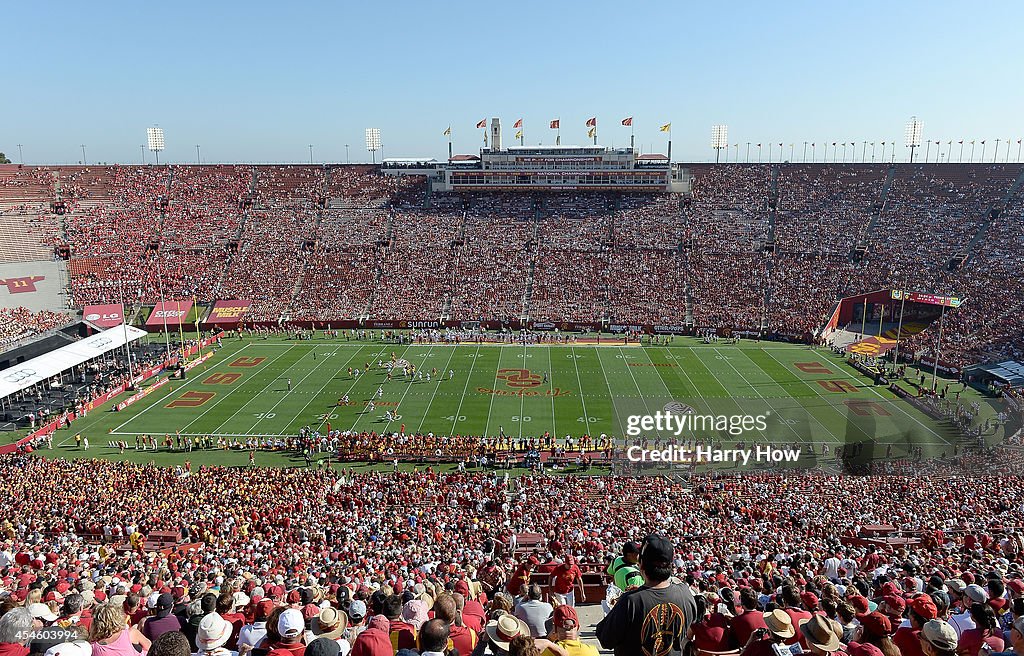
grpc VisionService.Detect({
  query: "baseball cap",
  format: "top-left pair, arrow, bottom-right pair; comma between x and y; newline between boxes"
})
278,608 -> 305,638
640,534 -> 673,566
921,620 -> 958,651
861,612 -> 892,639
29,603 -> 58,622
964,584 -> 988,604
347,600 -> 367,622
553,605 -> 578,629
910,595 -> 938,620
882,594 -> 906,615
945,579 -> 967,594
155,593 -> 174,617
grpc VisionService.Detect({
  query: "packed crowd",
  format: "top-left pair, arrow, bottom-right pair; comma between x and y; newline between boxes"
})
3,163 -> 1021,365
0,308 -> 71,349
4,458 -> 1024,655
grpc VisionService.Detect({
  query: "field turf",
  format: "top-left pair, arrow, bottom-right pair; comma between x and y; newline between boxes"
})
10,335 -> 999,468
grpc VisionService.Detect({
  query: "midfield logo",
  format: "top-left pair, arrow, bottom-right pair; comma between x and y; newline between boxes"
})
496,368 -> 542,388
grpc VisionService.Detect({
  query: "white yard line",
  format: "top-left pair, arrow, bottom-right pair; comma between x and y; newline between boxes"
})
449,343 -> 482,435
240,343 -> 364,435
416,346 -> 458,434
810,349 -> 953,446
282,345 -> 373,435
380,343 -> 438,434
569,346 -> 592,435
706,346 -> 806,444
546,346 -> 557,437
200,344 -> 304,434
110,343 -> 252,433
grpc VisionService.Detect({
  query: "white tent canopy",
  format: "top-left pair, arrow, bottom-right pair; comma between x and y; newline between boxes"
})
0,325 -> 149,400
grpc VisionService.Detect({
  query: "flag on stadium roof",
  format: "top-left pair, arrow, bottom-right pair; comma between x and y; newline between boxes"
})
621,117 -> 632,126
550,119 -> 560,129
660,123 -> 671,132
476,119 -> 486,128
443,126 -> 451,136
515,130 -> 523,139
513,118 -> 523,129
587,127 -> 596,138
586,117 -> 596,127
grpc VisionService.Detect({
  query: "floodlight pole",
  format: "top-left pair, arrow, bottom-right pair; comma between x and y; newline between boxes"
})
345,145 -> 350,164
309,145 -> 314,164
81,145 -> 87,165
196,145 -> 201,164
803,142 -> 808,161
141,145 -> 146,165
17,144 -> 23,164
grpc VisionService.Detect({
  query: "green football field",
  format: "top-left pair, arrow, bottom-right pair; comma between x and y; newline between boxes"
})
13,334 -> 1003,469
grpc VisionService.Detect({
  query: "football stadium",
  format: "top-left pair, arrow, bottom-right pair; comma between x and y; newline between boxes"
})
2,3 -> 1024,656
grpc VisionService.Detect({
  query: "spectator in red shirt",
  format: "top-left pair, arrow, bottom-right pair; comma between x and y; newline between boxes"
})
453,580 -> 485,632
690,596 -> 736,652
383,595 -> 417,651
550,558 -> 585,608
895,595 -> 939,656
781,586 -> 813,646
957,604 -> 1004,656
432,594 -> 477,656
509,560 -> 536,598
731,588 -> 769,647
847,612 -> 899,656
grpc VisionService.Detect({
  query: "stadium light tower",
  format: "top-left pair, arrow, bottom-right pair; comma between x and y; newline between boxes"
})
365,128 -> 381,164
711,125 -> 728,163
904,116 -> 923,163
147,126 -> 165,165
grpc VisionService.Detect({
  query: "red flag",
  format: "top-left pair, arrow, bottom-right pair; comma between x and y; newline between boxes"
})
585,117 -> 597,127
475,119 -> 486,129
621,117 -> 633,126
550,119 -> 560,129
513,118 -> 523,129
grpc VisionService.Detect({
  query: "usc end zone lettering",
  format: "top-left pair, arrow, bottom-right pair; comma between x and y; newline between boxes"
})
229,357 -> 266,367
794,362 -> 832,374
816,380 -> 858,393
843,399 -> 891,416
166,391 -> 215,408
204,372 -> 242,385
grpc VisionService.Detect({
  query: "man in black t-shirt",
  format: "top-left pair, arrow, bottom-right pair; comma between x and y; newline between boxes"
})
596,534 -> 698,656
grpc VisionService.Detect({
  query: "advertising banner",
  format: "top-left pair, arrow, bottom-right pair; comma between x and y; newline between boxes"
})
83,304 -> 125,328
207,299 -> 251,325
146,300 -> 194,327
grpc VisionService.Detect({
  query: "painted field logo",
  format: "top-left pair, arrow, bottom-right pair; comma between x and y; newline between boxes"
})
496,368 -> 542,389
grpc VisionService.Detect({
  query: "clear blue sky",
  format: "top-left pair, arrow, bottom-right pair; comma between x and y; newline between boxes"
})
4,0 -> 1022,164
